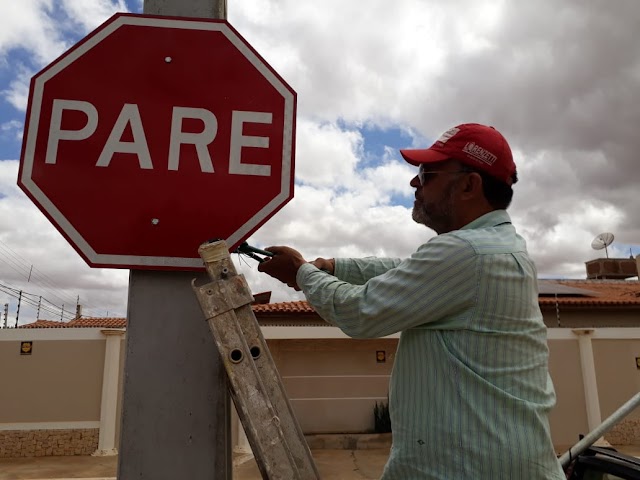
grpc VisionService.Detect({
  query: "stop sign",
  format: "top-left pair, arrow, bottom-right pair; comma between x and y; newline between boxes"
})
18,13 -> 296,270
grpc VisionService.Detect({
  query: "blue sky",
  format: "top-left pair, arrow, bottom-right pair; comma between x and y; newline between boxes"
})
1,0 -> 639,324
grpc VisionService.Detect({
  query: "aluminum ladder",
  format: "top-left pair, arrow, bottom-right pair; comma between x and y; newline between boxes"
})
192,239 -> 321,479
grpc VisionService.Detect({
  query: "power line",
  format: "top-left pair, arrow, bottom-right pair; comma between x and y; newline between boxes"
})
0,255 -> 77,308
0,239 -> 111,317
0,285 -> 70,319
0,244 -> 80,307
0,254 -> 30,280
0,282 -> 83,324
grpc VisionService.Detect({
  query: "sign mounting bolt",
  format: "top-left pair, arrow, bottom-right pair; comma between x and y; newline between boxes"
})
151,218 -> 159,225
164,56 -> 172,63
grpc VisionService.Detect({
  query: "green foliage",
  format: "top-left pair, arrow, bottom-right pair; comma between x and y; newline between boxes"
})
373,398 -> 392,433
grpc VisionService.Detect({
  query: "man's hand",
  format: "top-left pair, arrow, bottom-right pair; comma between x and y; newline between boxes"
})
310,257 -> 335,275
257,246 -> 308,290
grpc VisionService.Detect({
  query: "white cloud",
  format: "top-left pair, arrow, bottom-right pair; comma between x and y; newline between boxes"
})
1,65 -> 33,112
0,0 -> 69,66
61,0 -> 128,32
295,120 -> 362,187
1,120 -> 23,141
1,0 -> 640,317
230,0 -> 640,291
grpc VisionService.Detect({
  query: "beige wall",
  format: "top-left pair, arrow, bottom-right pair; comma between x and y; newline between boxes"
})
592,339 -> 640,446
2,326 -> 640,457
0,339 -> 105,423
268,338 -> 395,434
548,339 -> 589,448
593,339 -> 640,419
268,336 -> 638,446
0,330 -> 126,458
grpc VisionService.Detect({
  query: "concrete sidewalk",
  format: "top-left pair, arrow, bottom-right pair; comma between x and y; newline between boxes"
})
0,449 -> 390,480
3,444 -> 640,480
235,449 -> 389,479
0,454 -> 117,480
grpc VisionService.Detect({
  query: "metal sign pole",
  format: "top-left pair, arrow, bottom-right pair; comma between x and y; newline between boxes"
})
118,1 -> 231,479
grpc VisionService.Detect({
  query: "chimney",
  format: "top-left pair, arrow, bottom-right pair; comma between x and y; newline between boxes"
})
251,291 -> 272,305
585,258 -> 638,280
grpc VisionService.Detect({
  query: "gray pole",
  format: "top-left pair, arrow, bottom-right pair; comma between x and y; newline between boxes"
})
118,1 -> 231,479
144,0 -> 226,18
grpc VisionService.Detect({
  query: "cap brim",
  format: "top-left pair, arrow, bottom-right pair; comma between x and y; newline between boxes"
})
400,148 -> 449,166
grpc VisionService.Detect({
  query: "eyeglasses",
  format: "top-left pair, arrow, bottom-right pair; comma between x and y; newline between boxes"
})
418,164 -> 468,186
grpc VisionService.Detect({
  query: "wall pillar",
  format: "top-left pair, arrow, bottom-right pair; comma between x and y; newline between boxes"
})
93,329 -> 124,456
573,329 -> 602,430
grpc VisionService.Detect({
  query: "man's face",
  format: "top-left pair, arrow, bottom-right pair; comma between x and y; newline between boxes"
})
411,162 -> 464,234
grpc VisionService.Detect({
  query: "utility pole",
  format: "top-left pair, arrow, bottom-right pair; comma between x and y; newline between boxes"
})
15,291 -> 22,327
60,304 -> 64,322
36,296 -> 41,319
3,303 -> 7,328
75,303 -> 82,319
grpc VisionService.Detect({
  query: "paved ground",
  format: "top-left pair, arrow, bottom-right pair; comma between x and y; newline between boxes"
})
0,454 -> 118,480
234,449 -> 389,479
0,449 -> 390,480
2,445 -> 640,480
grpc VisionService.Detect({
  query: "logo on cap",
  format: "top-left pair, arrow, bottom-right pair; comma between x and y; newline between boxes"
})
436,127 -> 460,144
462,142 -> 497,166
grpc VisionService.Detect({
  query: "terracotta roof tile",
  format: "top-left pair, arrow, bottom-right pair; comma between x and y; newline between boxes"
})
251,281 -> 640,312
67,317 -> 127,328
18,319 -> 69,328
18,317 -> 127,329
251,301 -> 316,314
538,280 -> 640,307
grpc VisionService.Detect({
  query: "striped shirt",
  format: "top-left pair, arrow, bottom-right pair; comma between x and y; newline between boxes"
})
296,210 -> 564,479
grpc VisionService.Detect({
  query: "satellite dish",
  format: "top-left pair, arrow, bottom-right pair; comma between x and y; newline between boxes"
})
591,232 -> 614,258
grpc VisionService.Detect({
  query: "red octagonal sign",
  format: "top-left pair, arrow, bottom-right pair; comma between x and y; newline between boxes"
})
18,14 -> 296,270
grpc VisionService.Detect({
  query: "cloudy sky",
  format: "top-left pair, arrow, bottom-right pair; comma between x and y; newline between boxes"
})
1,0 -> 639,326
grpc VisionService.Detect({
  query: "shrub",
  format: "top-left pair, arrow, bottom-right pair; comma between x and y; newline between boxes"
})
373,399 -> 391,433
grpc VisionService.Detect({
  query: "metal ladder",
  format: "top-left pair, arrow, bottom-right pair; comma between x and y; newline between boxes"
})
192,240 -> 321,480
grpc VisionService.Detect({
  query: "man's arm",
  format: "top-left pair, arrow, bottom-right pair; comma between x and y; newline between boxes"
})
255,248 -> 402,288
312,257 -> 403,285
257,236 -> 477,338
297,235 -> 478,338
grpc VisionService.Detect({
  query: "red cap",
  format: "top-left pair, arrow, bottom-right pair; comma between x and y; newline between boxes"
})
400,123 -> 516,185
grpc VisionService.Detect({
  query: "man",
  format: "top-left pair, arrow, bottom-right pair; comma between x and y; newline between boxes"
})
258,123 -> 565,479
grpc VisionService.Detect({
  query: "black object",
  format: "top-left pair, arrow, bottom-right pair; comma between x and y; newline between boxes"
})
566,446 -> 640,479
205,239 -> 273,263
235,242 -> 274,263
